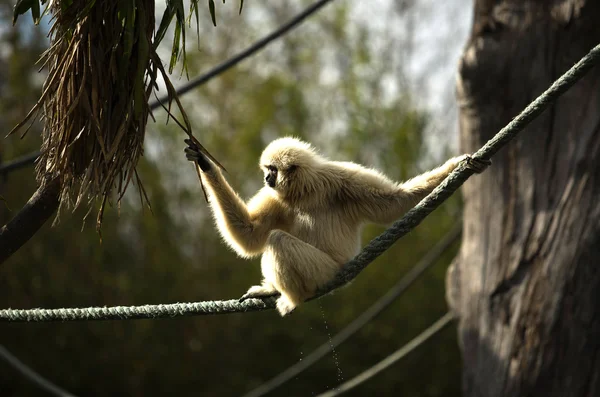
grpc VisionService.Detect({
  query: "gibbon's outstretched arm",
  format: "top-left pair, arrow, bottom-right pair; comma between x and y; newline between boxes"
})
354,155 -> 489,225
185,139 -> 282,257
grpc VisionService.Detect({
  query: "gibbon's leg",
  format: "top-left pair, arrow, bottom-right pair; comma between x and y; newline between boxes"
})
258,230 -> 341,316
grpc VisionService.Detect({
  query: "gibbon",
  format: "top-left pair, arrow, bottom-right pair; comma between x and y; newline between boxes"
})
184,137 -> 489,316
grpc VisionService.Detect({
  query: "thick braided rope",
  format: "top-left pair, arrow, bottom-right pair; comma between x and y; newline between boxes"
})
2,43 -> 600,322
1,298 -> 278,321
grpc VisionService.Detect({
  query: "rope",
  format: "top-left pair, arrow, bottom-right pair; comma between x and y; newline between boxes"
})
0,345 -> 77,397
1,0 -> 337,173
2,43 -> 600,322
150,0 -> 336,109
241,225 -> 461,397
0,152 -> 40,175
315,312 -> 455,397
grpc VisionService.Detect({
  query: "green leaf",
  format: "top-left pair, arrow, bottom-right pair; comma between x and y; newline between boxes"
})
31,0 -> 40,24
192,1 -> 200,41
12,0 -> 36,25
155,2 -> 176,47
208,0 -> 216,26
170,18 -> 182,73
174,0 -> 189,76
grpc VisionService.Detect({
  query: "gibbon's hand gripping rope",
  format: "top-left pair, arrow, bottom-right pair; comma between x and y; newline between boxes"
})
1,43 -> 600,322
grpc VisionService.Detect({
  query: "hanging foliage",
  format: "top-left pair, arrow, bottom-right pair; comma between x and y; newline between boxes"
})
10,0 -> 234,229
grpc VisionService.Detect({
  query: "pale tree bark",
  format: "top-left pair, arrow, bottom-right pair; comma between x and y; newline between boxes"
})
446,1 -> 600,396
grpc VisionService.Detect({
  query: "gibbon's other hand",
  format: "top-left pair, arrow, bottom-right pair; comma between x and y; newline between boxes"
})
463,155 -> 491,174
184,139 -> 212,172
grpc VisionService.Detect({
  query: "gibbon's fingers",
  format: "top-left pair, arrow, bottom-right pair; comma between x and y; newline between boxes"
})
184,147 -> 202,160
184,140 -> 212,172
465,155 -> 491,174
238,293 -> 279,303
238,285 -> 279,302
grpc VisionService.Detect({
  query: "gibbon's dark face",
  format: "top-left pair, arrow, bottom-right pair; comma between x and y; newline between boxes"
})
265,165 -> 277,188
263,164 -> 299,191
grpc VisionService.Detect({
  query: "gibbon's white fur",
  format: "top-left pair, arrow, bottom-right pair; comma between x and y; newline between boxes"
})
186,137 -> 487,316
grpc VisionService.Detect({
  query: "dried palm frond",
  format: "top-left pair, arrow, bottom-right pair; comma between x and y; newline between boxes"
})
11,0 -> 227,230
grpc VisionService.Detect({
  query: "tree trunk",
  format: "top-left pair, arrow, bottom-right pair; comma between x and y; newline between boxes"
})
446,1 -> 600,396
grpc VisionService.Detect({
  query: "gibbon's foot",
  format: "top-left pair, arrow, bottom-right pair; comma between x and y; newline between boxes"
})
464,155 -> 491,174
238,285 -> 279,302
184,139 -> 212,172
276,297 -> 297,316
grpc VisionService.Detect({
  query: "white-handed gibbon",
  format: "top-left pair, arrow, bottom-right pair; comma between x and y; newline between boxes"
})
185,137 -> 489,316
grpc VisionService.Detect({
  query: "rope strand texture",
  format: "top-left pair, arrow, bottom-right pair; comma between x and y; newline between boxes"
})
2,43 -> 600,322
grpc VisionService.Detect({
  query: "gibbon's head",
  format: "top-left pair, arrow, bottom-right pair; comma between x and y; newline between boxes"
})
259,137 -> 326,202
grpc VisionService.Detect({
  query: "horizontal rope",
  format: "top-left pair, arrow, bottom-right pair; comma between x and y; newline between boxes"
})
315,312 -> 455,397
2,42 -> 600,322
241,224 -> 461,397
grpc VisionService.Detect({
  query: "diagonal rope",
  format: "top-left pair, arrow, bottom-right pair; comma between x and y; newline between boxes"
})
315,312 -> 455,397
241,225 -> 461,397
0,345 -> 77,397
1,43 -> 600,322
0,0 -> 337,174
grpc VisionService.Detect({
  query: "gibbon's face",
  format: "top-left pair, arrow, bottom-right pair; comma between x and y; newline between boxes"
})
264,165 -> 278,188
259,137 -> 320,197
261,163 -> 298,189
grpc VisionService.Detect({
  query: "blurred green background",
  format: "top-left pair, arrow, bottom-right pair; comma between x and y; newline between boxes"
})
0,1 -> 468,395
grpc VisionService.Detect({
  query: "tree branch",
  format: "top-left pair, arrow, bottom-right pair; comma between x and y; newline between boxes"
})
0,152 -> 40,175
0,178 -> 60,264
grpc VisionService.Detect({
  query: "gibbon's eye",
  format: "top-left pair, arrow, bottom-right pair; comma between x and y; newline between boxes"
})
265,165 -> 278,188
287,164 -> 298,172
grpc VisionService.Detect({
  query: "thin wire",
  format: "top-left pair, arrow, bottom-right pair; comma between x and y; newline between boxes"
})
241,225 -> 462,397
0,345 -> 77,397
3,0 -> 338,173
1,43 -> 600,322
150,0 -> 336,109
315,312 -> 455,397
